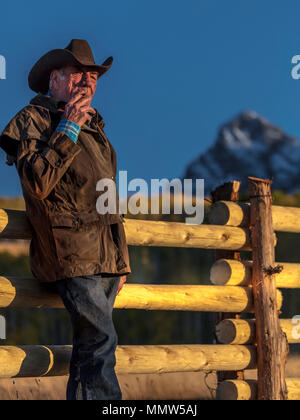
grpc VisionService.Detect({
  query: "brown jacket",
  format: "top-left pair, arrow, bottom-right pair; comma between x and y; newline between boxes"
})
0,94 -> 131,283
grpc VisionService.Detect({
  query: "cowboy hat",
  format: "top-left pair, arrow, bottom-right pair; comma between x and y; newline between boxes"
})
28,39 -> 113,94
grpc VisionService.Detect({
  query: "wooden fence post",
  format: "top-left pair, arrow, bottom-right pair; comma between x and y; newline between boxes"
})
248,176 -> 289,400
211,180 -> 244,382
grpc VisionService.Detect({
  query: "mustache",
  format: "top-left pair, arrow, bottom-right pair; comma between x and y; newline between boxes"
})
76,86 -> 93,93
75,88 -> 93,98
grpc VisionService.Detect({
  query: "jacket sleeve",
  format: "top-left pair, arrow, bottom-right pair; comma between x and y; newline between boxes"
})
16,131 -> 82,200
98,123 -> 117,178
1,109 -> 82,200
110,143 -> 117,177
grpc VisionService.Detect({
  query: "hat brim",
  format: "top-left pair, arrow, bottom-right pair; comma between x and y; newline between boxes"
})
28,49 -> 113,94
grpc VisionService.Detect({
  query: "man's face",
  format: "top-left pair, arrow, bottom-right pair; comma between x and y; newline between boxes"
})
50,65 -> 99,103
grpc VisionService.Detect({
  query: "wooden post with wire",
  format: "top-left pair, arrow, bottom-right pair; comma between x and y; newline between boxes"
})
248,176 -> 289,400
211,180 -> 244,382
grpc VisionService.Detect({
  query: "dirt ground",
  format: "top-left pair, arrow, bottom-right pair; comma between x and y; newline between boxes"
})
0,371 -> 217,400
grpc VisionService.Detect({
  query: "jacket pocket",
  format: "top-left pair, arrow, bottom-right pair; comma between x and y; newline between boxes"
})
49,213 -> 100,264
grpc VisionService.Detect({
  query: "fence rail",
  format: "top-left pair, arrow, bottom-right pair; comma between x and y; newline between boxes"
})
210,259 -> 300,288
208,200 -> 300,233
216,378 -> 300,400
216,318 -> 300,344
1,209 -> 254,250
0,276 -> 283,312
0,344 -> 256,378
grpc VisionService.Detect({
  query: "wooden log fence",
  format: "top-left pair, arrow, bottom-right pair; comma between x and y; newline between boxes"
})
0,177 -> 299,400
1,209 -> 274,251
0,276 -> 283,312
217,378 -> 300,400
216,318 -> 300,345
0,344 -> 256,377
208,200 -> 300,233
211,180 -> 245,383
210,259 -> 300,288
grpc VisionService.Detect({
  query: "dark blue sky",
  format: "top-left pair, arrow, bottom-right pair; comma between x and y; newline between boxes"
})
1,0 -> 300,198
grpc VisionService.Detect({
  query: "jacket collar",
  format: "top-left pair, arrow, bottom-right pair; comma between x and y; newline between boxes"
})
29,93 -> 105,129
30,93 -> 66,114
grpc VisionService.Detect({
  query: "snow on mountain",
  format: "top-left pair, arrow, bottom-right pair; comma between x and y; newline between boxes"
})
182,111 -> 300,196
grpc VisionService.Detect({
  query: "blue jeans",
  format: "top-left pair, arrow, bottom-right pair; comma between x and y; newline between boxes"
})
55,274 -> 122,400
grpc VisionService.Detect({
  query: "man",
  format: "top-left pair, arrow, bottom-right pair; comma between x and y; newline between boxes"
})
0,39 -> 131,400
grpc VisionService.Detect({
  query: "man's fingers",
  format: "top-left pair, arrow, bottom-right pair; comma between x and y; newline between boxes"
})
67,93 -> 86,106
62,94 -> 95,126
116,284 -> 122,296
84,110 -> 96,125
84,113 -> 93,124
80,106 -> 96,114
68,93 -> 92,107
116,276 -> 126,296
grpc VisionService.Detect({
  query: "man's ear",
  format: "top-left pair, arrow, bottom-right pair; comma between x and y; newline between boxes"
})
49,70 -> 57,89
50,69 -> 64,91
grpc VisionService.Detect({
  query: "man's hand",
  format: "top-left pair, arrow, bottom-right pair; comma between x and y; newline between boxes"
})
62,93 -> 96,127
116,275 -> 127,296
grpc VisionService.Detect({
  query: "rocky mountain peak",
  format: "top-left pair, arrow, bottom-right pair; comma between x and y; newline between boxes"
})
182,111 -> 300,196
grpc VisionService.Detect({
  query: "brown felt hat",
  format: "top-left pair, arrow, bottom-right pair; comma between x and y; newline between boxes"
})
28,39 -> 113,94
